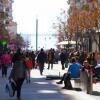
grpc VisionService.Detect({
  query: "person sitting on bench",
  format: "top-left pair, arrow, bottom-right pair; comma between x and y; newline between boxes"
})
56,58 -> 82,89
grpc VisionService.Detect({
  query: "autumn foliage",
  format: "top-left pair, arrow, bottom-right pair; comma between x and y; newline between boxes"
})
66,1 -> 100,35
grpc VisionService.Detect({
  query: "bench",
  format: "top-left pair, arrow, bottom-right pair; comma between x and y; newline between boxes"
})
46,75 -> 80,85
46,75 -> 81,88
46,71 -> 93,94
71,78 -> 81,88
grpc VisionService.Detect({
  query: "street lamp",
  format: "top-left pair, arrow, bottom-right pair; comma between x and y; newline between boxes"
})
36,18 -> 38,51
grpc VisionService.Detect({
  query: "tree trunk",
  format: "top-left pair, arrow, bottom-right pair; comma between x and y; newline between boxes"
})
89,38 -> 92,52
99,34 -> 100,51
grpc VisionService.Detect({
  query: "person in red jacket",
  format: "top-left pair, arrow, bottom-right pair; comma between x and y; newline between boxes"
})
80,60 -> 92,73
1,51 -> 12,78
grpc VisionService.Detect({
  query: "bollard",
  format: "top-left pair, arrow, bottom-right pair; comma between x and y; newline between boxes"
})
87,72 -> 93,94
80,70 -> 93,94
80,71 -> 88,92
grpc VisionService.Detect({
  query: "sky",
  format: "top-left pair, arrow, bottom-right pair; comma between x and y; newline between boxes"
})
12,0 -> 69,50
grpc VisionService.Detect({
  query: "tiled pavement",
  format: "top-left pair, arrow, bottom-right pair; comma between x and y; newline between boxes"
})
0,63 -> 100,100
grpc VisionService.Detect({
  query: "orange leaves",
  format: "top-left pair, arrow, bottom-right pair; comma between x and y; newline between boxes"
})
66,5 -> 100,34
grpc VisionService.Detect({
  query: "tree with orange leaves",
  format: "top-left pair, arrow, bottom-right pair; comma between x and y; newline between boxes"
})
66,1 -> 100,51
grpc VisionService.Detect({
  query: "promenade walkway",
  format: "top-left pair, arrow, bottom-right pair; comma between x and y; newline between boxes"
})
0,63 -> 100,100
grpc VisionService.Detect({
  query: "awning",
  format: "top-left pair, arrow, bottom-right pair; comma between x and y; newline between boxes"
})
57,40 -> 76,45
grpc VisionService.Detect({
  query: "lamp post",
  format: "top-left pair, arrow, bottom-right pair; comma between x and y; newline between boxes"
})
36,18 -> 38,51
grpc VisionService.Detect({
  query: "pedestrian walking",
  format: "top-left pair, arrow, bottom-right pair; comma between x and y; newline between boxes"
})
30,51 -> 36,69
47,48 -> 55,70
1,52 -> 8,78
25,56 -> 33,83
0,51 -> 12,78
9,54 -> 26,100
36,48 -> 46,75
60,49 -> 67,70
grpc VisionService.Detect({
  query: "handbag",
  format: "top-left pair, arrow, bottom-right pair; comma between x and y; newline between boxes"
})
5,79 -> 17,97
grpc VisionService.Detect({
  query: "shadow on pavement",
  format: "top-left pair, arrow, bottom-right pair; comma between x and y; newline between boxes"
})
73,88 -> 82,91
21,77 -> 78,100
92,91 -> 100,96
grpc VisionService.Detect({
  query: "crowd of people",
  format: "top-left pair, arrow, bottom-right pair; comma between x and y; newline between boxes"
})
0,48 -> 58,100
0,47 -> 100,99
56,50 -> 100,91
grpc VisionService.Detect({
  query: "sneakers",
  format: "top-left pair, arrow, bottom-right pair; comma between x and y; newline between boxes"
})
56,81 -> 62,84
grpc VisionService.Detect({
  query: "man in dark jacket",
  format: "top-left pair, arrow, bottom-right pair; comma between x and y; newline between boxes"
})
37,48 -> 46,75
60,50 -> 67,70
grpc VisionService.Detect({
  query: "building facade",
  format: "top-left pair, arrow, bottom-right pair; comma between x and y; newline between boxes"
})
0,0 -> 17,50
68,0 -> 100,52
69,0 -> 100,9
